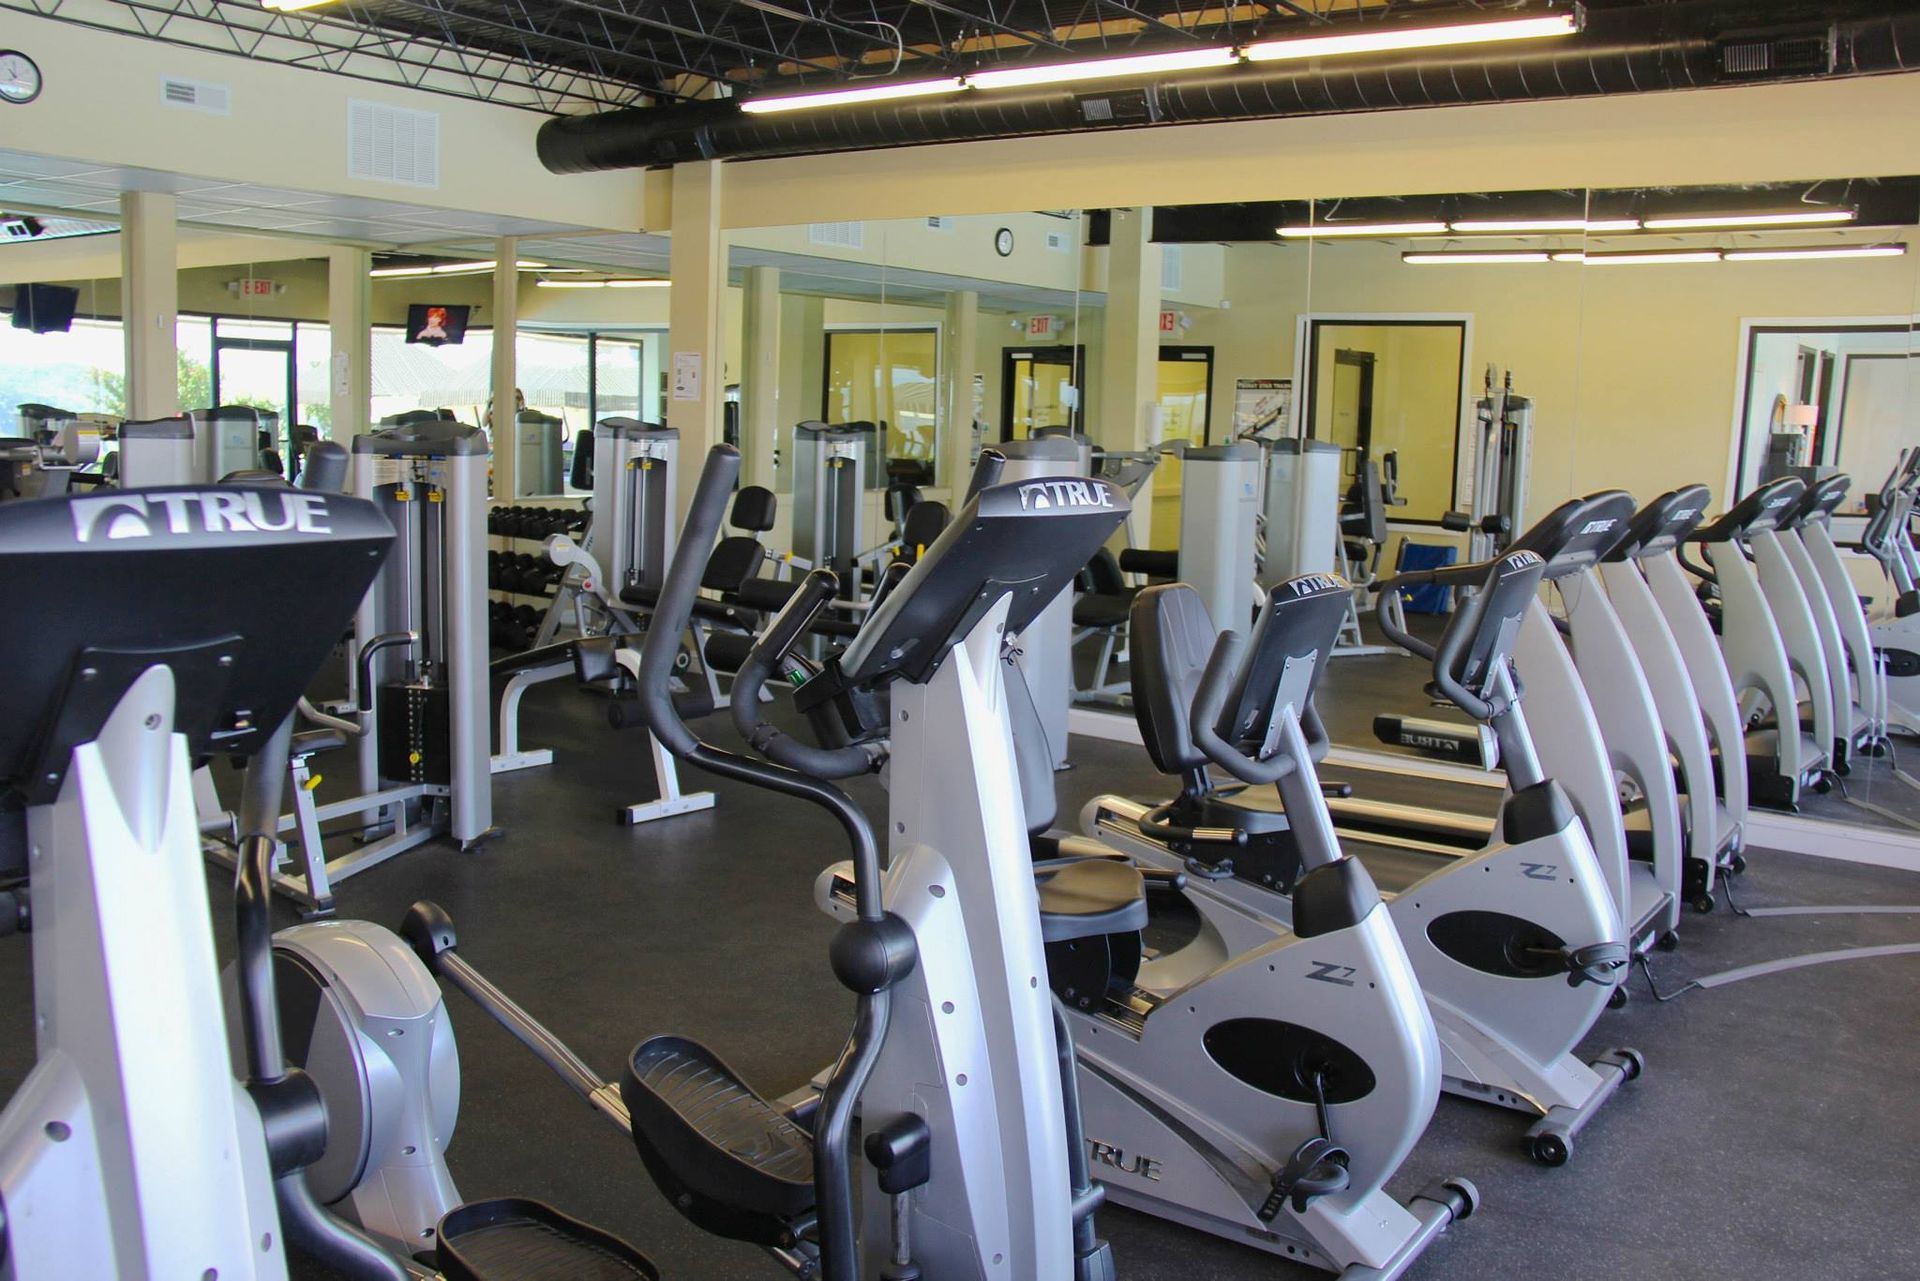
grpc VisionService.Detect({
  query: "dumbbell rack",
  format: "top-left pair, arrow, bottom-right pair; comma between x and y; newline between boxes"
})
486,504 -> 588,651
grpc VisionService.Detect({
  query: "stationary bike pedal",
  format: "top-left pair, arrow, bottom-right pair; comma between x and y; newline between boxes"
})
435,1197 -> 658,1281
1256,1137 -> 1350,1222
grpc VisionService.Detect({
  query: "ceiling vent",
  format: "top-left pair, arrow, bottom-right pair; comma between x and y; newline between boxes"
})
348,100 -> 441,189
1045,229 -> 1071,253
1160,244 -> 1183,292
926,216 -> 955,232
1078,90 -> 1153,125
1718,31 -> 1832,78
808,221 -> 865,249
160,77 -> 230,116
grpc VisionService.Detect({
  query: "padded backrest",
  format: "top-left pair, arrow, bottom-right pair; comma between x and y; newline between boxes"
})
568,425 -> 595,490
886,482 -> 923,532
1083,546 -> 1127,596
731,484 -> 776,533
898,499 -> 950,555
702,536 -> 766,593
1128,584 -> 1217,774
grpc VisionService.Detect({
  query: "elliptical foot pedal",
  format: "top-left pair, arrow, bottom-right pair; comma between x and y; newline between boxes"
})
1257,1136 -> 1350,1221
436,1198 -> 657,1281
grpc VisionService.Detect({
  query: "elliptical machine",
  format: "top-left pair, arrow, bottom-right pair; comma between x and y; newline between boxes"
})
1088,545 -> 1638,1165
1864,449 -> 1920,738
258,444 -> 1128,1281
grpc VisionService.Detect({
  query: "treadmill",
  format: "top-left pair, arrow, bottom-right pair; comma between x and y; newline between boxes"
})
1313,492 -> 1684,956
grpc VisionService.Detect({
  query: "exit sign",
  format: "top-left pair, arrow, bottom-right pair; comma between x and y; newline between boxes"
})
235,277 -> 277,297
1025,314 -> 1057,339
1159,309 -> 1181,333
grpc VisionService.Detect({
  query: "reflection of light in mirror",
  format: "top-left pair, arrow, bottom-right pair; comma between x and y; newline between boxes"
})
535,278 -> 672,289
1642,210 -> 1855,230
1556,250 -> 1721,265
1449,218 -> 1641,233
1402,251 -> 1553,264
1278,220 -> 1448,237
1722,244 -> 1907,261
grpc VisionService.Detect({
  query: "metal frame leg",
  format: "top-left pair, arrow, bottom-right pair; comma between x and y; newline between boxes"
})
619,732 -> 716,826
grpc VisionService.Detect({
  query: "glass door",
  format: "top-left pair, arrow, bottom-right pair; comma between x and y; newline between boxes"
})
1001,344 -> 1085,441
212,331 -> 296,476
1151,346 -> 1216,540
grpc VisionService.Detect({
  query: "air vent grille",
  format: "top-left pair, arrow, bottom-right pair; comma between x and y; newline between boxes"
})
348,100 -> 441,189
1161,244 -> 1183,292
926,216 -> 954,232
1719,33 -> 1830,77
160,77 -> 230,115
1045,230 -> 1070,253
808,221 -> 865,248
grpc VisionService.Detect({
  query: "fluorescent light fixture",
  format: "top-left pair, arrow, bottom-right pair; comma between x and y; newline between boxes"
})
369,259 -> 546,279
1722,243 -> 1907,262
1245,13 -> 1579,63
1641,209 -> 1856,230
261,0 -> 334,10
1448,217 -> 1641,233
1563,250 -> 1723,265
1277,220 -> 1449,238
966,47 -> 1240,91
740,77 -> 964,114
1403,251 -> 1552,264
535,278 -> 671,289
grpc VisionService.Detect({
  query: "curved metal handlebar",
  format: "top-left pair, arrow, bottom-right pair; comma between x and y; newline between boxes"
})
730,569 -> 880,779
355,631 -> 417,712
638,447 -> 742,755
1188,632 -> 1298,786
964,448 -> 1006,503
1426,583 -> 1494,723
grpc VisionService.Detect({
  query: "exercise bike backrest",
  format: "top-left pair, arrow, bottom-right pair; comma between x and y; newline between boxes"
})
1602,484 -> 1713,564
1784,472 -> 1852,529
1505,490 -> 1639,582
1128,573 -> 1350,785
1692,474 -> 1806,545
1377,547 -> 1549,724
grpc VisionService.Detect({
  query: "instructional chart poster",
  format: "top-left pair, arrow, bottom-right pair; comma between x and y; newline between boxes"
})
671,351 -> 702,402
1233,378 -> 1292,438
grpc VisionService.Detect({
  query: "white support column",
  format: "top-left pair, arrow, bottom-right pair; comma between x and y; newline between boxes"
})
326,246 -> 372,443
119,191 -> 177,420
667,160 -> 727,510
1098,207 -> 1161,546
490,236 -> 518,499
740,264 -> 780,492
775,292 -> 825,496
941,289 -> 980,496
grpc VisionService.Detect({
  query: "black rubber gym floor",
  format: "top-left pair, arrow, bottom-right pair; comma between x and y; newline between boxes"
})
4,656 -> 1920,1280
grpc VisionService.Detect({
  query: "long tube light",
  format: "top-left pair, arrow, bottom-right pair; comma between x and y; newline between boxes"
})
739,77 -> 965,114
739,9 -> 1582,112
1402,251 -> 1553,264
1722,244 -> 1907,262
1245,13 -> 1579,62
1449,217 -> 1641,233
1278,220 -> 1449,238
1553,250 -> 1722,265
1641,210 -> 1856,230
967,47 -> 1240,91
370,259 -> 546,279
535,278 -> 672,289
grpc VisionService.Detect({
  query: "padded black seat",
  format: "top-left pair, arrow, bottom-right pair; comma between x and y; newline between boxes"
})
1034,858 -> 1149,943
1129,583 -> 1217,776
620,1035 -> 814,1244
290,727 -> 349,757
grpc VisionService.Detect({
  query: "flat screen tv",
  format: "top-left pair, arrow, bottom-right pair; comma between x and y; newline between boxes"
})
9,284 -> 80,334
405,303 -> 470,347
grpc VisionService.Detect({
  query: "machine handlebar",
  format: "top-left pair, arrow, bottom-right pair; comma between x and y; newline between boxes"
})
1188,632 -> 1299,786
638,447 -> 742,756
731,570 -> 881,779
354,631 -> 417,713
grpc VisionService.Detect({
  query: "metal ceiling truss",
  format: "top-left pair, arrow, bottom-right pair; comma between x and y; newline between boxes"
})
3,0 -> 1409,114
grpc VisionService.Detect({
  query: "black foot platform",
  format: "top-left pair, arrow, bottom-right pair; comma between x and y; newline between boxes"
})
436,1198 -> 657,1281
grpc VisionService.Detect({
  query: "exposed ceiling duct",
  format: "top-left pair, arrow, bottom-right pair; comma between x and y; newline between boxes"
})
537,4 -> 1920,173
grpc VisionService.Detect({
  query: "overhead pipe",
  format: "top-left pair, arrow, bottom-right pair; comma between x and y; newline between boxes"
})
537,4 -> 1920,173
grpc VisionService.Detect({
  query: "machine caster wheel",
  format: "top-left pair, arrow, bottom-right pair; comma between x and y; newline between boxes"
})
1439,1178 -> 1479,1221
1607,986 -> 1629,1010
1657,931 -> 1680,953
1813,776 -> 1833,794
1729,854 -> 1748,875
1691,894 -> 1716,914
1617,1048 -> 1646,1081
1529,1132 -> 1571,1167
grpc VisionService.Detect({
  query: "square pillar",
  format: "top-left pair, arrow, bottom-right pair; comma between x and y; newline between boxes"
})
667,160 -> 727,509
119,191 -> 178,420
1097,207 -> 1162,546
490,236 -> 518,498
941,289 -> 980,495
327,246 -> 372,443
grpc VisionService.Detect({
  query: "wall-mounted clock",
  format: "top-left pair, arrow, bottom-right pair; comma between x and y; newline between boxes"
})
0,51 -> 41,106
994,227 -> 1014,257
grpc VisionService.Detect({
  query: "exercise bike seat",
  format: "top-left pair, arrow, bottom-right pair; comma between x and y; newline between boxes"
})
291,727 -> 350,758
620,1035 -> 815,1243
1033,857 -> 1149,943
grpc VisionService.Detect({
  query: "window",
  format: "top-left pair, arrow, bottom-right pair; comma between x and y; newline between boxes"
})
0,315 -> 127,432
823,327 -> 940,482
370,324 -> 495,427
